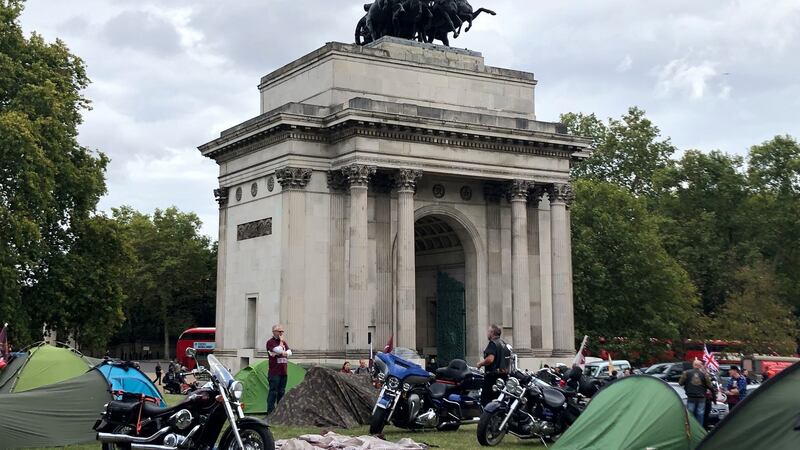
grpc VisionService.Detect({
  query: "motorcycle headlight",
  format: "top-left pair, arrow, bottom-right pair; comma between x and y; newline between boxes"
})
229,380 -> 244,401
495,379 -> 506,389
387,376 -> 400,391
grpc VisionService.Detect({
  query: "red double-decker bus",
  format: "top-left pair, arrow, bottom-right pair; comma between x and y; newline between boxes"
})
176,327 -> 215,370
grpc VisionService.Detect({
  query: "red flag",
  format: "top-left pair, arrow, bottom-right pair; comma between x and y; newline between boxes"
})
383,335 -> 394,354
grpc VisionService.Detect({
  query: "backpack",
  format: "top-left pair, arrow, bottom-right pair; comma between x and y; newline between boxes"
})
492,338 -> 512,372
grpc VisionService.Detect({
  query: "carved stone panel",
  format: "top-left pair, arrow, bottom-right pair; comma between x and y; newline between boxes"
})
237,218 -> 272,241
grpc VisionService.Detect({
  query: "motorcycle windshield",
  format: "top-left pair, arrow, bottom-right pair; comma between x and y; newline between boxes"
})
208,354 -> 235,388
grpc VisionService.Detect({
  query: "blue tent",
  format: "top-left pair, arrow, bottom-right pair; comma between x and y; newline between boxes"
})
96,362 -> 166,407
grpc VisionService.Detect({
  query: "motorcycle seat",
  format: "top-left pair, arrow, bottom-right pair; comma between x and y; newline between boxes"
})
109,400 -> 173,420
435,359 -> 471,382
429,382 -> 448,400
542,387 -> 567,409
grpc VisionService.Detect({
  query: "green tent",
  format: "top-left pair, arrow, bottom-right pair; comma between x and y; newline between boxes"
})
698,361 -> 800,449
0,369 -> 112,448
553,376 -> 706,450
234,360 -> 306,414
0,343 -> 94,393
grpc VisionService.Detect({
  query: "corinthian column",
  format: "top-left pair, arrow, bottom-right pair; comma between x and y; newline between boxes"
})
508,180 -> 532,353
276,167 -> 313,350
344,164 -> 376,354
213,187 -> 229,351
395,169 -> 422,352
549,183 -> 575,356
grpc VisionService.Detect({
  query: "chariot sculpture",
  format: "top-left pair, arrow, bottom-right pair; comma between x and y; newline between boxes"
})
356,0 -> 496,47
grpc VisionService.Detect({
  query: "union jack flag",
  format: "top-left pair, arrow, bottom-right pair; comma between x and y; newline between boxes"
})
703,343 -> 719,374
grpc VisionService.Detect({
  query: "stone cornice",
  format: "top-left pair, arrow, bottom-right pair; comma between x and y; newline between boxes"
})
199,99 -> 592,163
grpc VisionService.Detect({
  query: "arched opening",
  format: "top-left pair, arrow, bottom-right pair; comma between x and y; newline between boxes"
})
414,216 -> 466,368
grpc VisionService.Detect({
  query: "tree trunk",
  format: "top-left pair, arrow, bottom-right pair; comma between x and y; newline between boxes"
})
163,310 -> 170,361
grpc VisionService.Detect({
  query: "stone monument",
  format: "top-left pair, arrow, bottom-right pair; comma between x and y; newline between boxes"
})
199,36 -> 591,371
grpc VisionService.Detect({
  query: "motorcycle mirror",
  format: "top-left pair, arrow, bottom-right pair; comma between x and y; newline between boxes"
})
185,347 -> 197,358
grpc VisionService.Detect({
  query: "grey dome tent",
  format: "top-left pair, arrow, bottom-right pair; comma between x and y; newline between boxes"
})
0,369 -> 111,448
697,361 -> 800,450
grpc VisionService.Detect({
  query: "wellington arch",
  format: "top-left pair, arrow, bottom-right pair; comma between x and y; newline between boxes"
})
198,38 -> 592,370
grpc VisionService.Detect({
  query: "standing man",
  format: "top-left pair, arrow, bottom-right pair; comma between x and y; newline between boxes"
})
266,324 -> 292,414
679,359 -> 715,426
355,360 -> 370,375
477,324 -> 509,407
724,366 -> 747,408
154,361 -> 163,385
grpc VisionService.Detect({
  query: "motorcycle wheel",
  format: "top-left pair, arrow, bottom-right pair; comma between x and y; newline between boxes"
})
476,409 -> 507,446
101,425 -> 134,450
369,407 -> 390,435
220,422 -> 275,450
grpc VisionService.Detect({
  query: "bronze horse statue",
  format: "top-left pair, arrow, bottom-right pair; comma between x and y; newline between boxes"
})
355,0 -> 495,47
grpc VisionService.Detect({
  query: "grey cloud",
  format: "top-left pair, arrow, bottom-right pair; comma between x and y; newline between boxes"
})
101,10 -> 182,56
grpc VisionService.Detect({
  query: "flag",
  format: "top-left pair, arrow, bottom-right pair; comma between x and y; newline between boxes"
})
0,323 -> 8,370
572,335 -> 588,368
703,343 -> 720,374
383,335 -> 394,354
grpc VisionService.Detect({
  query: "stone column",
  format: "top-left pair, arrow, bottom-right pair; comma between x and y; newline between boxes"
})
276,167 -> 313,350
535,187 -> 554,355
395,169 -> 422,352
549,183 -> 575,356
344,164 -> 376,354
483,182 -> 505,327
327,171 -> 348,354
213,187 -> 229,351
508,180 -> 532,353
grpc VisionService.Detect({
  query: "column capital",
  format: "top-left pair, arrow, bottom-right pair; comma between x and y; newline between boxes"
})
547,182 -> 574,205
530,185 -> 548,208
394,168 -> 423,192
326,170 -> 348,192
214,187 -> 229,208
276,167 -> 313,190
507,179 -> 532,202
343,164 -> 377,188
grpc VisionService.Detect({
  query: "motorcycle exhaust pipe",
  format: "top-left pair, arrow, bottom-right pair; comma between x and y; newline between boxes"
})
98,426 -> 171,444
415,409 -> 438,426
131,445 -> 176,450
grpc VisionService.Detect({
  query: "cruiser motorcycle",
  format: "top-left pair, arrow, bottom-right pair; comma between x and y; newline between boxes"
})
95,348 -> 274,450
370,351 -> 483,434
477,369 -> 582,446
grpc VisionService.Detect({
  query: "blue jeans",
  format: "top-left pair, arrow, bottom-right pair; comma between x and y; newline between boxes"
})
267,375 -> 288,415
687,399 -> 705,426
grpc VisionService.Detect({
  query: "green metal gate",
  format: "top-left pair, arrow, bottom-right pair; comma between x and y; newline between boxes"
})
436,272 -> 466,366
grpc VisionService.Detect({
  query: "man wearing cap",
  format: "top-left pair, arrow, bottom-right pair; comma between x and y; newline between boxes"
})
266,324 -> 292,414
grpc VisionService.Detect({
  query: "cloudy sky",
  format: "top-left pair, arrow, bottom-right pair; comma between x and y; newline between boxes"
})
18,0 -> 800,238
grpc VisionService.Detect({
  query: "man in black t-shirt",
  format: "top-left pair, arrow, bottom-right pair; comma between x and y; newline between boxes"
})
477,324 -> 508,406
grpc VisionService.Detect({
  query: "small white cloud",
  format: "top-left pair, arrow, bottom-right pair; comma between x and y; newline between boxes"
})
655,58 -> 718,100
719,84 -> 732,100
616,55 -> 633,73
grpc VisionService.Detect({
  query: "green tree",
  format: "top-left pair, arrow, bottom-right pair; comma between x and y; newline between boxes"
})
571,179 -> 701,359
1,0 -> 121,346
562,107 -> 677,196
712,262 -> 799,355
653,150 -> 751,314
112,207 -> 216,359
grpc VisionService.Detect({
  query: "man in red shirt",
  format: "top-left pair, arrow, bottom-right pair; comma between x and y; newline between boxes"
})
266,323 -> 292,414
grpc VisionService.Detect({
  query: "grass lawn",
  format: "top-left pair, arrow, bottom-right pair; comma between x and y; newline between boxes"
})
22,393 -> 543,449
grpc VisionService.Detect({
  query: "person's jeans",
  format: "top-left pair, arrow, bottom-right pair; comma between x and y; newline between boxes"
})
267,375 -> 288,414
687,399 -> 705,426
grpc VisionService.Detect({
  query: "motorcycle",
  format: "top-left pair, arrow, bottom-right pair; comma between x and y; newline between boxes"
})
95,348 -> 274,450
369,351 -> 483,435
477,368 -> 582,446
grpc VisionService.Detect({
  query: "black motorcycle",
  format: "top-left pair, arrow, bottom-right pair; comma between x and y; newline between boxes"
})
95,348 -> 273,450
477,370 -> 582,446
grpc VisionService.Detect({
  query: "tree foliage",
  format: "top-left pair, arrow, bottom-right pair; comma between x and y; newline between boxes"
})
0,0 -> 125,347
571,179 -> 698,357
111,207 -> 216,359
